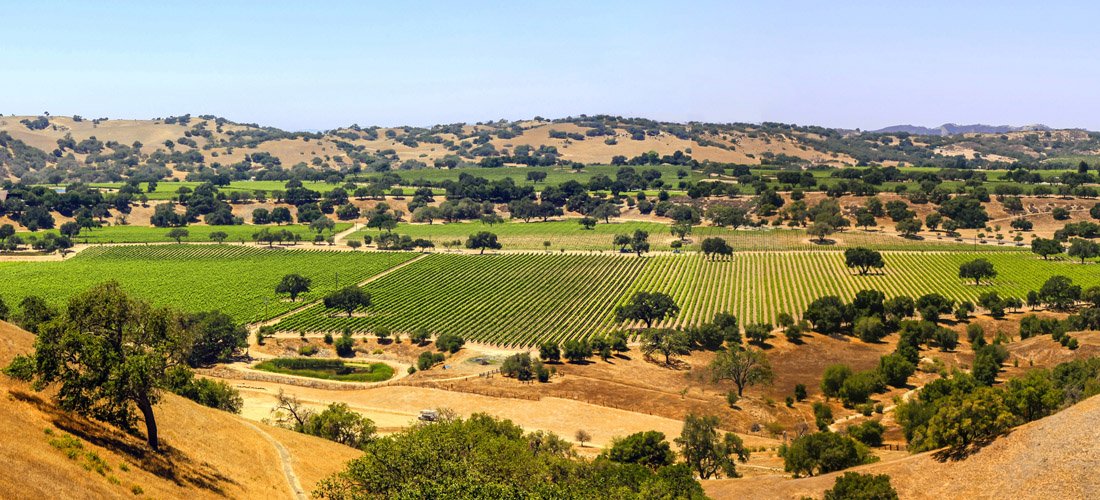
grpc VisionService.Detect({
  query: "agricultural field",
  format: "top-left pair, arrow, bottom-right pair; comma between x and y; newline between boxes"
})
0,245 -> 416,323
16,222 -> 351,245
272,249 -> 1099,346
626,252 -> 1100,328
354,220 -> 1027,252
273,253 -> 649,345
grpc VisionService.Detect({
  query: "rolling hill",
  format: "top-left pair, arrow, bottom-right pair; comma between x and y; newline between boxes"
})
704,390 -> 1100,499
3,114 -> 1100,184
0,321 -> 358,499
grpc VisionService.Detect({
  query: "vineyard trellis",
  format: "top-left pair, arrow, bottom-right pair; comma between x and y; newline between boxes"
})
273,250 -> 1100,346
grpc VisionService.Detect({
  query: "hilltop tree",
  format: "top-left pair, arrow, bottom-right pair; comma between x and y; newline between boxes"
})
958,258 -> 997,285
276,274 -> 312,301
21,282 -> 186,451
465,231 -> 501,254
616,292 -> 679,328
710,347 -> 774,397
843,247 -> 885,275
1031,238 -> 1064,260
324,286 -> 371,317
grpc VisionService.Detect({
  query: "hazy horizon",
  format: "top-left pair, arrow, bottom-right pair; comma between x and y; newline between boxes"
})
4,1 -> 1099,131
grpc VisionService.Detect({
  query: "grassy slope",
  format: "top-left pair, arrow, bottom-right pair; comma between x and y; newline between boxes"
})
703,391 -> 1100,499
0,245 -> 416,323
0,321 -> 359,499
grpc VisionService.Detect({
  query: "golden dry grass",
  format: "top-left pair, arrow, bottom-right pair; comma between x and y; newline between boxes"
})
0,321 -> 356,499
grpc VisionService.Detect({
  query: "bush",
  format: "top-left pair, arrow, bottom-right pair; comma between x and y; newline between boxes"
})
839,370 -> 886,407
166,366 -> 244,413
845,420 -> 885,447
780,431 -> 876,477
813,401 -> 833,431
821,364 -> 853,398
605,431 -> 675,469
501,353 -> 535,381
825,472 -> 898,500
417,351 -> 445,371
299,344 -> 320,356
334,335 -> 355,357
878,353 -> 915,388
794,383 -> 807,401
435,332 -> 465,353
854,316 -> 887,343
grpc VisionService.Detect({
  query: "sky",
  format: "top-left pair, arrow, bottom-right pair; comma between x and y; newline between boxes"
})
3,1 -> 1100,131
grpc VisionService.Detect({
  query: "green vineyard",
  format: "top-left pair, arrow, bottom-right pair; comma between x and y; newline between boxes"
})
274,251 -> 1100,346
273,253 -> 649,345
0,245 -> 416,323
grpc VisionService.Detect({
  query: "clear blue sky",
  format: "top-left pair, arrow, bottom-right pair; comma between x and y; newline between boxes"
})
3,1 -> 1099,131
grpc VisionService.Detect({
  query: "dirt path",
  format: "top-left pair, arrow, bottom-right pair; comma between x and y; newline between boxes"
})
332,223 -> 362,245
240,420 -> 306,500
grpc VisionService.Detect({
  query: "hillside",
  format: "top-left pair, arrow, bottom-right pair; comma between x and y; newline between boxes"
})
3,114 -> 1100,184
703,391 -> 1100,499
0,321 -> 358,499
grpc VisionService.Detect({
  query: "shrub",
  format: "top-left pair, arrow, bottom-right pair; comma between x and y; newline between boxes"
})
299,344 -> 320,356
780,431 -> 876,477
839,370 -> 886,407
821,364 -> 853,398
825,472 -> 898,500
845,420 -> 885,447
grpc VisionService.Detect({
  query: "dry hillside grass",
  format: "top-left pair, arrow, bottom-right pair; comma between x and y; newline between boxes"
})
703,391 -> 1100,499
0,321 -> 357,499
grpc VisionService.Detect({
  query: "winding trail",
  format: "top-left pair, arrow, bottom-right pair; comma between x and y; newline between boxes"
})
240,420 -> 307,500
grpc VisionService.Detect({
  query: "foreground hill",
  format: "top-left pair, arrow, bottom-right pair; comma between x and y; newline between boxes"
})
704,391 -> 1100,499
0,321 -> 357,499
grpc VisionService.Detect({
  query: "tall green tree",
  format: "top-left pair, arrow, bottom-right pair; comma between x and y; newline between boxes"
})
24,282 -> 187,451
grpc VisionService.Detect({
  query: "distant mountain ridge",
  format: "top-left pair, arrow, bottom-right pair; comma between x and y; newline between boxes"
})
871,123 -> 1052,136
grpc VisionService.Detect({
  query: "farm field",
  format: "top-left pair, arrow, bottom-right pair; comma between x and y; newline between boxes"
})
16,222 -> 351,244
274,253 -> 649,345
273,250 -> 1100,345
0,245 -> 416,323
353,220 -> 1028,252
627,252 -> 1100,328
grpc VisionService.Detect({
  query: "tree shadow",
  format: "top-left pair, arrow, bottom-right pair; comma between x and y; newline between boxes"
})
810,239 -> 837,246
931,432 -> 1008,462
10,389 -> 235,494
